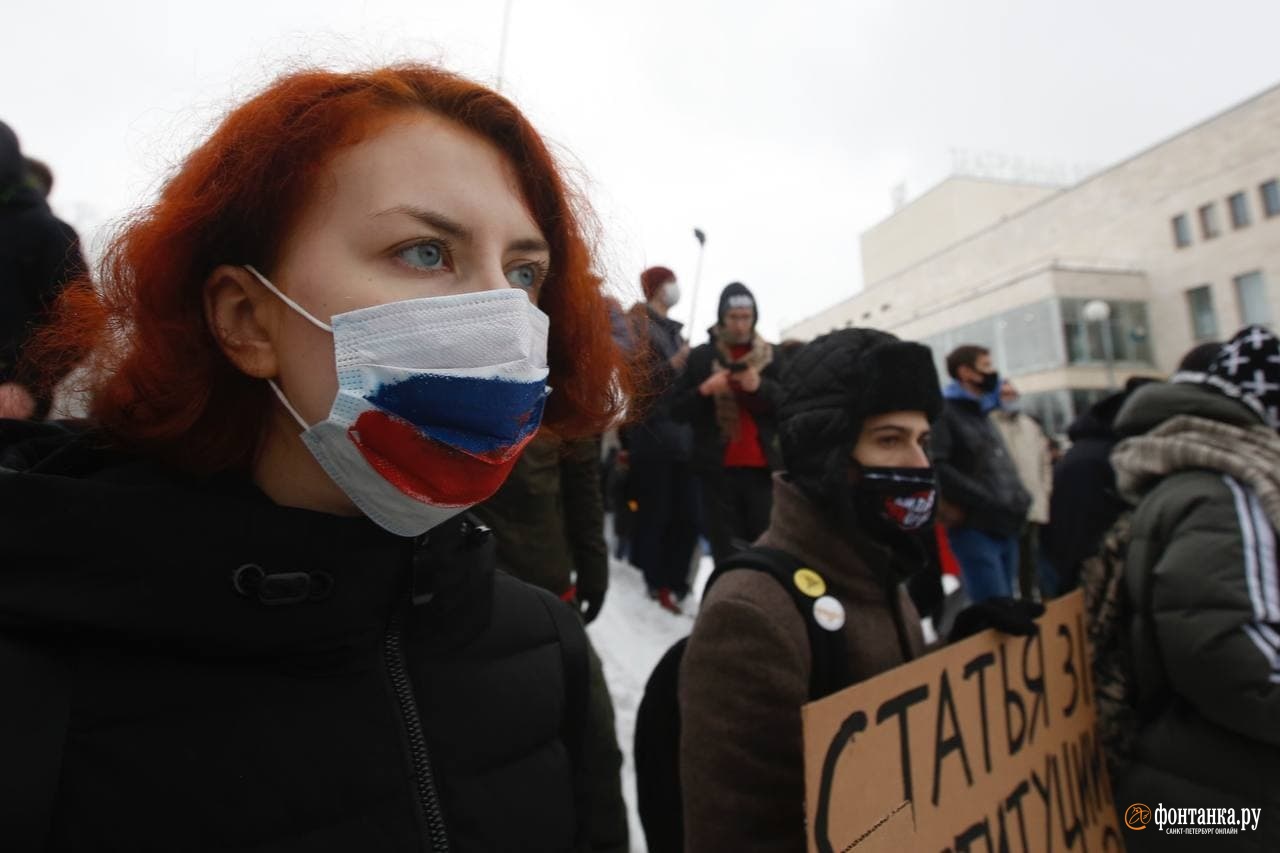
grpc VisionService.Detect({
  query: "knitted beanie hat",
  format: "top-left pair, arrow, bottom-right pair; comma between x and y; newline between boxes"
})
1174,324 -> 1280,429
717,282 -> 757,327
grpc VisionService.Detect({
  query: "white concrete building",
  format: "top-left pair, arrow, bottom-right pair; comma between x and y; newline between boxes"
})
783,82 -> 1280,434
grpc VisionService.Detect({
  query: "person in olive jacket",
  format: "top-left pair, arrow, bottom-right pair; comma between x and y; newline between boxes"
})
473,431 -> 630,853
1106,325 -> 1280,852
679,328 -> 941,852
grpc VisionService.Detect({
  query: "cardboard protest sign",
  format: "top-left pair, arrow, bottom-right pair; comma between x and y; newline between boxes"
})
802,591 -> 1124,852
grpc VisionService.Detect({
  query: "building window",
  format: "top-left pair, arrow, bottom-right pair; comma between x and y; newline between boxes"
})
1186,285 -> 1218,340
1199,203 -> 1221,239
1234,271 -> 1272,326
1262,180 -> 1280,218
1171,213 -> 1192,247
1228,192 -> 1251,229
1061,298 -> 1153,366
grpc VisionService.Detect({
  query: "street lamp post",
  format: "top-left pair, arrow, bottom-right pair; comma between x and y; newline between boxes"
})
687,228 -> 707,332
1082,299 -> 1116,391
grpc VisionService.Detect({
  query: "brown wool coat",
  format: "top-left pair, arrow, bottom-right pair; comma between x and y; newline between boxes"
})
678,475 -> 927,853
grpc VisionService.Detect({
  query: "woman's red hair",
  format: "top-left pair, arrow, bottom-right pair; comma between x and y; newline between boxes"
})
36,65 -> 633,473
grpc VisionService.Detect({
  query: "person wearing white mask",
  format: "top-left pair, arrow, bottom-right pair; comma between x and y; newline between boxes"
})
989,379 -> 1055,598
0,65 -> 633,851
622,266 -> 699,613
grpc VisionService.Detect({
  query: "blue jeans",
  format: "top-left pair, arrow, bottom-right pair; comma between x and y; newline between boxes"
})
948,527 -> 1020,602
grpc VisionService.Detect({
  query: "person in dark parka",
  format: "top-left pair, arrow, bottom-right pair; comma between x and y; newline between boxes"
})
0,121 -> 86,420
670,282 -> 785,567
622,265 -> 700,612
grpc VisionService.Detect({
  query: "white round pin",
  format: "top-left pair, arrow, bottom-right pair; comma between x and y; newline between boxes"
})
813,595 -> 846,632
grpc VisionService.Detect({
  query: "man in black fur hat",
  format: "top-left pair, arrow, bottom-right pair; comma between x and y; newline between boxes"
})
670,282 -> 784,567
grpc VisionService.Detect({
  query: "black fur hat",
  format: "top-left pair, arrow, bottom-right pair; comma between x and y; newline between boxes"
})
778,328 -> 942,510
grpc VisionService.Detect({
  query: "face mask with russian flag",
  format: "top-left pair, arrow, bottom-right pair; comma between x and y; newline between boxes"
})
245,265 -> 551,537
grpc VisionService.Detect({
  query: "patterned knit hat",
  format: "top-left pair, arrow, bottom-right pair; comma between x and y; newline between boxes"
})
1174,325 -> 1280,429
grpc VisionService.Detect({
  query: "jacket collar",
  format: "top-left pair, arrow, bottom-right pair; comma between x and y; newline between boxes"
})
756,474 -> 908,602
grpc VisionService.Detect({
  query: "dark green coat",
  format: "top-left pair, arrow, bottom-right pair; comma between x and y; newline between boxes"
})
1110,382 -> 1280,850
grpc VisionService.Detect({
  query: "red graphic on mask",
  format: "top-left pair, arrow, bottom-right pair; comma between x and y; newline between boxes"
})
882,489 -> 937,531
348,410 -> 534,506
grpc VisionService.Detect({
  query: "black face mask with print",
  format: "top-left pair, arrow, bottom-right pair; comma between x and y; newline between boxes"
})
848,465 -> 938,539
977,370 -> 1000,394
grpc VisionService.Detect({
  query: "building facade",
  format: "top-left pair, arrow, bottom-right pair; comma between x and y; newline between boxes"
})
783,83 -> 1280,435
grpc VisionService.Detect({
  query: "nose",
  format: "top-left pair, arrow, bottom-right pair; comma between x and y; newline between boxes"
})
907,444 -> 931,469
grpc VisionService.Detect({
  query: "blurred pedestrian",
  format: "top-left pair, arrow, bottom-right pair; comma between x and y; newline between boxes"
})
933,345 -> 1031,601
671,282 -> 784,566
623,265 -> 699,612
0,122 -> 86,420
990,379 -> 1054,598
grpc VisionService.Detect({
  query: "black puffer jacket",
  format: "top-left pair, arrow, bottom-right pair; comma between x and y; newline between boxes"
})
0,123 -> 85,393
932,390 -> 1031,537
1041,389 -> 1133,592
0,421 -> 590,852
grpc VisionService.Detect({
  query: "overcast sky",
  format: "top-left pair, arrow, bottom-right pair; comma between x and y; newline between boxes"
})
5,0 -> 1280,340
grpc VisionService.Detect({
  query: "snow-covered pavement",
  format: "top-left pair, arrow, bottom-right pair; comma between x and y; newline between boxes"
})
586,550 -> 711,853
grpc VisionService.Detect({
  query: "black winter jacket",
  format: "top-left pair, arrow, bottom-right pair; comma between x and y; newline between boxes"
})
932,393 -> 1031,538
669,331 -> 785,473
1041,389 -> 1133,592
0,421 -> 590,852
0,134 -> 85,392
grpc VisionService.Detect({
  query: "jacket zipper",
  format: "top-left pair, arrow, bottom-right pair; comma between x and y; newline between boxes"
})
384,609 -> 451,853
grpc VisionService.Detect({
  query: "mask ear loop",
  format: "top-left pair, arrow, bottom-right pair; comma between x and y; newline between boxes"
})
242,266 -> 329,432
268,380 -> 311,432
244,265 -> 333,333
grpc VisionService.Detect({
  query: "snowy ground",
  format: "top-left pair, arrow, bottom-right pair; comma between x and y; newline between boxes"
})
586,541 -> 713,853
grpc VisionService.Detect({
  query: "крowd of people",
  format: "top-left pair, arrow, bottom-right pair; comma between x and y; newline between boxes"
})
671,281 -> 784,566
0,65 -> 632,851
1104,325 -> 1280,851
933,344 -> 1031,601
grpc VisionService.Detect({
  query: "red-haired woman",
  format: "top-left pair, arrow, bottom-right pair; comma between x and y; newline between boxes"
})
0,65 -> 631,851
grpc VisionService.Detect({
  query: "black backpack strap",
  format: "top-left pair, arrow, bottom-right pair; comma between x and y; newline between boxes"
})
0,635 -> 72,851
545,596 -> 590,850
710,547 -> 852,700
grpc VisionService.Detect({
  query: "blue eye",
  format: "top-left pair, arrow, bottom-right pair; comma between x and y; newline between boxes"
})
507,264 -> 540,289
399,241 -> 446,270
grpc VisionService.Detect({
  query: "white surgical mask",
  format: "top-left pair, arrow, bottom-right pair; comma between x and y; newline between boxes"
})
246,265 -> 551,537
660,280 -> 681,309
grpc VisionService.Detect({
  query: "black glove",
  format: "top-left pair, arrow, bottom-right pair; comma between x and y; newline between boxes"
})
576,588 -> 606,625
948,597 -> 1045,643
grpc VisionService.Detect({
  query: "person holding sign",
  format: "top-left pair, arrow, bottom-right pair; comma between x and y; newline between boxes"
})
678,329 -> 944,851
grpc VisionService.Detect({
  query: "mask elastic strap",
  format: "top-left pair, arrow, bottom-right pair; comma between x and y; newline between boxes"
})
268,380 -> 311,432
244,265 -> 333,333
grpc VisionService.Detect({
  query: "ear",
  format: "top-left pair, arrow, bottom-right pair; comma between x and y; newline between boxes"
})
204,265 -> 280,379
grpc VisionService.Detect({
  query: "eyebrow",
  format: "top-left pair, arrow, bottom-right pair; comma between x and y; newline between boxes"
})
376,205 -> 550,253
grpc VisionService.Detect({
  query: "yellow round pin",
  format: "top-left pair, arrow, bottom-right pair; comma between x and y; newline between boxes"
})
793,568 -> 826,598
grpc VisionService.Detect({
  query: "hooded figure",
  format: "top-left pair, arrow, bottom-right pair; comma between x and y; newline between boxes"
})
0,121 -> 86,418
670,281 -> 785,565
1103,324 -> 1280,851
678,328 -> 941,852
